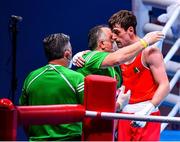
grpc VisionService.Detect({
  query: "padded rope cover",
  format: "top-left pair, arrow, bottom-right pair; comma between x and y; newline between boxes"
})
83,75 -> 117,141
17,105 -> 85,125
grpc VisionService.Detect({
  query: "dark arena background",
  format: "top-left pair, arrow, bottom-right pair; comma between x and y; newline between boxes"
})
0,0 -> 179,140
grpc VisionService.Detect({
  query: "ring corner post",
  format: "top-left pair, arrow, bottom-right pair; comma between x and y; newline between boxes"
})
82,75 -> 117,141
0,98 -> 17,141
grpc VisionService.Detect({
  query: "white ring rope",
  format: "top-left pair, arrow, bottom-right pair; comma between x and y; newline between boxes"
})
155,5 -> 180,50
169,70 -> 180,91
85,110 -> 180,123
161,102 -> 180,132
164,38 -> 180,64
143,0 -> 178,9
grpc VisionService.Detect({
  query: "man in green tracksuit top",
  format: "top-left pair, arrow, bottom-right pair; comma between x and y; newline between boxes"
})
76,50 -> 122,88
19,33 -> 84,141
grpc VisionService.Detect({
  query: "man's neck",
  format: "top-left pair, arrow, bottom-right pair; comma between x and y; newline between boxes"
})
49,58 -> 68,67
132,35 -> 140,44
96,48 -> 104,52
125,36 -> 140,64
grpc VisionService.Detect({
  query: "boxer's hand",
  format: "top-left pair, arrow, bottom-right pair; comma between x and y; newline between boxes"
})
143,31 -> 165,46
116,85 -> 131,111
131,102 -> 155,128
72,50 -> 90,67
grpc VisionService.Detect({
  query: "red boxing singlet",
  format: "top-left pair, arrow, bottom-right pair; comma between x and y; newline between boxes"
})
120,52 -> 158,104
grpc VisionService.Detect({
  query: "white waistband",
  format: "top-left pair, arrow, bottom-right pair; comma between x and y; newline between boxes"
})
122,101 -> 159,113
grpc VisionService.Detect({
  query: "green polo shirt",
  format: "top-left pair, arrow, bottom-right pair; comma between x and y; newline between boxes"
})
19,64 -> 84,141
76,51 -> 122,88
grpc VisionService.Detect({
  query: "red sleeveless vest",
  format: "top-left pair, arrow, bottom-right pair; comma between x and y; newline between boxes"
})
120,52 -> 158,104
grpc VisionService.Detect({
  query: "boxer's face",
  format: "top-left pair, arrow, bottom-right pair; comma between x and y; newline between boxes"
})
112,24 -> 132,49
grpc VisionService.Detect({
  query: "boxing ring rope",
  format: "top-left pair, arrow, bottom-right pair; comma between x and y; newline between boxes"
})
17,105 -> 85,125
85,110 -> 180,123
143,0 -> 179,9
143,23 -> 173,43
169,70 -> 180,91
155,5 -> 180,51
164,38 -> 180,64
161,102 -> 180,132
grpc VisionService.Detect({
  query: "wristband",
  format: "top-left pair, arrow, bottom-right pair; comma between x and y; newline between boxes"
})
140,39 -> 148,48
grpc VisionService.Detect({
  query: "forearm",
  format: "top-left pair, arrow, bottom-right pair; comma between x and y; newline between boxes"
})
102,40 -> 145,67
151,81 -> 170,107
114,41 -> 145,64
102,31 -> 164,67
